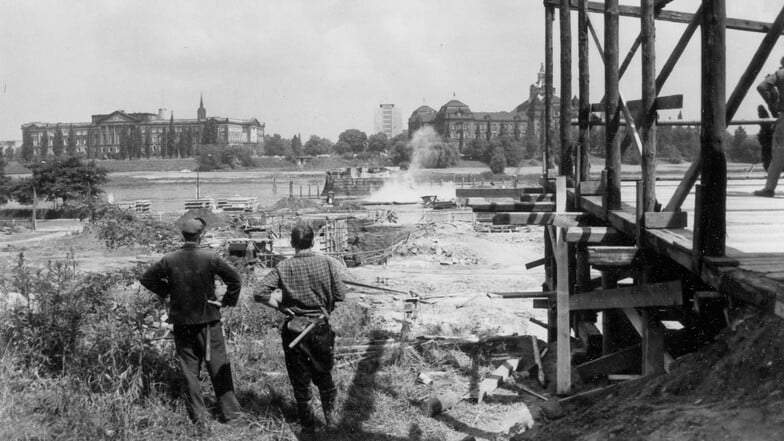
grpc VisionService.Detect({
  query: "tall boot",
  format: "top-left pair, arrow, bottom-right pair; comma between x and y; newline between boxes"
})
296,400 -> 315,433
320,388 -> 338,430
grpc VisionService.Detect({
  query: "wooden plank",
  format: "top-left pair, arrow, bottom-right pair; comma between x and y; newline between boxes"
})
621,308 -> 674,372
492,212 -> 583,226
644,211 -> 687,229
566,227 -> 626,244
533,298 -> 550,309
641,309 -> 665,375
587,246 -> 639,267
544,0 -> 783,35
489,291 -> 554,299
590,94 -> 683,112
474,212 -> 495,223
556,176 -> 571,394
525,257 -> 547,270
477,358 -> 520,403
470,202 -> 556,212
569,280 -> 683,310
577,345 -> 641,380
456,187 -> 544,198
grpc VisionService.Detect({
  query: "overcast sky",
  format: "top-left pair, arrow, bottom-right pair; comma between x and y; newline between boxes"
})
2,0 -> 784,142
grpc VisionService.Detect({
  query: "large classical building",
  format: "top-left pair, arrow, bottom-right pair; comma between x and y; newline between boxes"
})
408,64 -> 576,150
21,96 -> 264,158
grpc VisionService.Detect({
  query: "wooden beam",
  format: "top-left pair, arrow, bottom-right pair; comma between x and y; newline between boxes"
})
565,227 -> 626,244
576,344 -> 641,380
698,0 -> 727,258
544,0 -> 784,35
601,4 -> 621,210
587,246 -> 639,267
578,0 -> 591,182
569,280 -> 683,310
643,211 -> 687,229
590,94 -> 682,112
456,187 -> 544,198
489,291 -> 554,299
520,193 -> 555,203
580,179 -> 604,195
545,5 -> 555,176
621,308 -> 674,372
556,177 -> 571,394
641,0 -> 657,219
533,298 -> 551,309
560,0 -> 574,177
470,201 -> 556,212
525,257 -> 547,270
493,212 -> 557,225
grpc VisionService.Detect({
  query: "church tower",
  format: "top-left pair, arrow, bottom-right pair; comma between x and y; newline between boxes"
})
197,94 -> 206,121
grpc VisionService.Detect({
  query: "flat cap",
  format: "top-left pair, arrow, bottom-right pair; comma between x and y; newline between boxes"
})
182,218 -> 205,234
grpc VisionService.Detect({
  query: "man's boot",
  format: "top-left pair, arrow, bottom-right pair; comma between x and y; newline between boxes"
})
320,388 -> 338,430
297,400 -> 315,433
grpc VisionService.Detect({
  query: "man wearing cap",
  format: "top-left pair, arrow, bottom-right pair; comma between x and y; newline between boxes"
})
140,218 -> 243,430
253,224 -> 346,433
755,57 -> 784,197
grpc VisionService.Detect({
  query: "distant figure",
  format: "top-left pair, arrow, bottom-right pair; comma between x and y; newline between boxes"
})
754,57 -> 784,197
139,218 -> 243,432
253,224 -> 346,433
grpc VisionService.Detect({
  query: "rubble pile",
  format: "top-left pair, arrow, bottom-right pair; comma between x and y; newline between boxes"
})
396,235 -> 480,265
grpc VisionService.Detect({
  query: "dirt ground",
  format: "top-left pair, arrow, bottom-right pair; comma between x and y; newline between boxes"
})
4,203 -> 784,440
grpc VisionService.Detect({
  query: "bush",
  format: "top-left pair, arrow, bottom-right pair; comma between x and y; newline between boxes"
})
89,203 -> 180,252
489,147 -> 507,174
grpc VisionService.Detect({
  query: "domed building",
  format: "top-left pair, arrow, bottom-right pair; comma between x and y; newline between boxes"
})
408,64 -> 577,151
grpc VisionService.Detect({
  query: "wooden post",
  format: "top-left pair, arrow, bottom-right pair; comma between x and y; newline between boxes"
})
601,271 -> 619,355
545,6 -> 555,177
698,0 -> 726,258
32,186 -> 38,231
555,176 -> 571,394
578,0 -> 591,182
605,0 -> 622,210
560,0 -> 573,178
289,179 -> 293,197
641,0 -> 656,215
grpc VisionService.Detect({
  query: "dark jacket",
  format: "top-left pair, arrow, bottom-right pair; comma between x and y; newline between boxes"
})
140,243 -> 242,325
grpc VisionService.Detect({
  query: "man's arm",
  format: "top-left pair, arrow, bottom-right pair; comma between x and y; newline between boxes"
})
253,269 -> 283,310
213,256 -> 242,307
139,260 -> 170,299
328,257 -> 347,305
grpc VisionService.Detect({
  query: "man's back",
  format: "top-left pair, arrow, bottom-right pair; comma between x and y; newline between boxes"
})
264,251 -> 345,313
140,243 -> 241,325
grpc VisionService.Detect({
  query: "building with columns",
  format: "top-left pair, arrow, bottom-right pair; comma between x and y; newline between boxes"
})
21,96 -> 264,158
408,64 -> 575,151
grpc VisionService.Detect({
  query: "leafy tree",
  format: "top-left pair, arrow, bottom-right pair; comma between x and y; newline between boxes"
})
66,125 -> 77,156
291,134 -> 303,158
0,151 -> 9,205
332,141 -> 352,155
303,135 -> 333,156
495,136 -> 524,168
52,126 -> 65,157
469,138 -> 490,162
367,132 -> 390,155
489,147 -> 507,174
5,145 -> 15,162
201,118 -> 219,144
416,142 -> 459,168
143,130 -> 152,159
13,157 -> 108,206
39,130 -> 49,160
263,134 -> 292,157
167,115 -> 176,158
160,128 -> 168,158
184,127 -> 193,157
177,128 -> 188,158
337,129 -> 368,154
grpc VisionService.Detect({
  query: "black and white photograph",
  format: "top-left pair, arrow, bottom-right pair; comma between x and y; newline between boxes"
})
2,1 -> 784,439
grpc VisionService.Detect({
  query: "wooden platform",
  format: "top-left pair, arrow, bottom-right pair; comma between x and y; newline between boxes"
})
571,177 -> 784,318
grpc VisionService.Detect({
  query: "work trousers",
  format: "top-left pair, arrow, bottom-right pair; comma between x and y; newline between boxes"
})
174,321 -> 241,424
765,115 -> 784,191
281,320 -> 337,405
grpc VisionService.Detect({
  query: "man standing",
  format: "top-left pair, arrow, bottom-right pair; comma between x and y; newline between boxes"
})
755,57 -> 784,197
140,218 -> 243,430
254,224 -> 346,433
